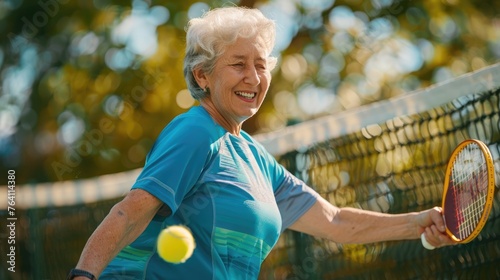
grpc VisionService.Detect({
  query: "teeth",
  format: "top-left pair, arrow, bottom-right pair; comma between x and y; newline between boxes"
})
235,91 -> 255,99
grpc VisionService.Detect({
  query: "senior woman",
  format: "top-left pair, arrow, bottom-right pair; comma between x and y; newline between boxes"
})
68,6 -> 454,280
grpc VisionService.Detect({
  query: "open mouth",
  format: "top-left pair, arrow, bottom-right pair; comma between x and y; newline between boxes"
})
235,91 -> 256,100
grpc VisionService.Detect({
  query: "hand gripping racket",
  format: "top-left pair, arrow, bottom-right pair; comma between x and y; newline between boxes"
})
421,139 -> 495,250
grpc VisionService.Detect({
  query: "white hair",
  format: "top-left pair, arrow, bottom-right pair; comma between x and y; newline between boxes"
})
183,7 -> 277,100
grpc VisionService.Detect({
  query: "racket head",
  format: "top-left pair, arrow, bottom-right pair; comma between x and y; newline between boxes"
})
441,139 -> 495,244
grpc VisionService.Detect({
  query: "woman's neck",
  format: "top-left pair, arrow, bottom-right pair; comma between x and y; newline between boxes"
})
200,101 -> 242,136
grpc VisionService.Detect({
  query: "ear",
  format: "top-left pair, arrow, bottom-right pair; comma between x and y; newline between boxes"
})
192,67 -> 209,90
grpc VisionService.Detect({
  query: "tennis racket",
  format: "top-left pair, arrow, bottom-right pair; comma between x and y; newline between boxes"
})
421,139 -> 495,250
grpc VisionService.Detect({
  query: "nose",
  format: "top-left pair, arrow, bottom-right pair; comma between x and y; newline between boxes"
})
244,65 -> 260,86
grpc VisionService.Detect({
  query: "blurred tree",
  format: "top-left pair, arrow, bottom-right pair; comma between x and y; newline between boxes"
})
0,0 -> 498,184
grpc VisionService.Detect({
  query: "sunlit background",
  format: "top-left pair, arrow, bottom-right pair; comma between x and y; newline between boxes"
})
0,0 -> 499,184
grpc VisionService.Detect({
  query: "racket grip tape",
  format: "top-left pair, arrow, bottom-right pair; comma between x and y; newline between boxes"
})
421,233 -> 436,250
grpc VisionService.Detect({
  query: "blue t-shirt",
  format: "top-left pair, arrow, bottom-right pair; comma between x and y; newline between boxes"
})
101,106 -> 319,280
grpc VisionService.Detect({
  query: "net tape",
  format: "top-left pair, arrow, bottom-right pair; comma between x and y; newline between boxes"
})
0,64 -> 500,209
2,63 -> 499,209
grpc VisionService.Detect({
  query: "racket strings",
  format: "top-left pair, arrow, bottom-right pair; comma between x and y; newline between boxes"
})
450,143 -> 488,240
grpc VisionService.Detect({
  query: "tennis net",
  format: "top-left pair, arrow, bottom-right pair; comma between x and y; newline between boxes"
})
1,63 -> 499,279
257,63 -> 500,280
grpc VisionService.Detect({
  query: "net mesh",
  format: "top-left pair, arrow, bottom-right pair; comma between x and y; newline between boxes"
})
258,69 -> 500,279
1,64 -> 500,279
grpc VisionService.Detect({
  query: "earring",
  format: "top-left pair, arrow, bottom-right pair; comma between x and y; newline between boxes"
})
204,86 -> 210,95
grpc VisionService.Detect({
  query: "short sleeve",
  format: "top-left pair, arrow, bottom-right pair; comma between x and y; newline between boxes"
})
274,168 -> 320,231
131,114 -> 217,214
246,136 -> 320,231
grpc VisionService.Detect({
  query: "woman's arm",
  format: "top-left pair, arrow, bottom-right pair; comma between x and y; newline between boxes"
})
73,189 -> 164,278
289,196 -> 455,247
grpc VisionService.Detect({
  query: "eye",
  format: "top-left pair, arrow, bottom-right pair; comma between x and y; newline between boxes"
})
231,62 -> 245,68
256,63 -> 267,70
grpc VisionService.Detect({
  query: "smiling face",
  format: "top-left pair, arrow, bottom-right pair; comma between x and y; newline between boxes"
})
193,36 -> 272,134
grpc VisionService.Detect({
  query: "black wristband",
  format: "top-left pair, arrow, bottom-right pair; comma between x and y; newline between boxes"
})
67,268 -> 97,280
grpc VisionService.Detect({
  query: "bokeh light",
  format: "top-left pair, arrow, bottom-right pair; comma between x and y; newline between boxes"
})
176,89 -> 196,109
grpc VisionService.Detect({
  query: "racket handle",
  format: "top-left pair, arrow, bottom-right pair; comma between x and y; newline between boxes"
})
421,233 -> 436,250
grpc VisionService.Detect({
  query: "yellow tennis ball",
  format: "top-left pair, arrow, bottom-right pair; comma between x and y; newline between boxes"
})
157,225 -> 195,264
